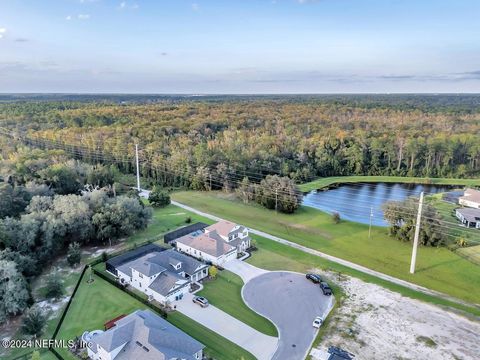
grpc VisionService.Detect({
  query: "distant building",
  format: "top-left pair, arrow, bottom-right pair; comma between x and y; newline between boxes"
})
459,188 -> 480,209
456,208 -> 480,229
175,220 -> 251,266
85,309 -> 204,360
107,245 -> 208,305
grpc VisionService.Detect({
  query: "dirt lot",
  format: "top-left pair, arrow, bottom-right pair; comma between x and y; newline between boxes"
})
310,273 -> 480,360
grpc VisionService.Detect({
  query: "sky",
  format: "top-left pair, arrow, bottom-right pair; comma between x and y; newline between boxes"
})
0,0 -> 480,93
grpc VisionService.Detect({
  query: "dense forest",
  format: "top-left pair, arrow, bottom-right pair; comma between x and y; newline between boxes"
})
0,147 -> 152,324
1,95 -> 480,191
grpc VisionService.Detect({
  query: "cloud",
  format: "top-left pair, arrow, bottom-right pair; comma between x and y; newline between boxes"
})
15,38 -> 29,43
0,28 -> 5,39
191,3 -> 200,11
77,14 -> 91,20
118,1 -> 139,10
66,15 -> 72,20
160,52 -> 168,56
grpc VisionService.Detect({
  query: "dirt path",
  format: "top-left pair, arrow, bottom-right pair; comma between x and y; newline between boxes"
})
311,273 -> 480,360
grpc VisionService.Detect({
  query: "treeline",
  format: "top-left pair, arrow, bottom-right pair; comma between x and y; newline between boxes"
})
0,148 -> 152,324
1,97 -> 480,188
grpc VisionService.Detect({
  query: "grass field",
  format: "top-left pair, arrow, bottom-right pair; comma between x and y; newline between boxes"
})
55,273 -> 255,360
171,191 -> 480,306
125,203 -> 213,245
246,235 -> 480,316
456,245 -> 480,266
299,175 -> 480,192
197,270 -> 278,337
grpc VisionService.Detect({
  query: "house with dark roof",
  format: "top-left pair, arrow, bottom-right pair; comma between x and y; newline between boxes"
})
108,246 -> 208,305
85,309 -> 204,360
175,220 -> 251,266
456,208 -> 480,229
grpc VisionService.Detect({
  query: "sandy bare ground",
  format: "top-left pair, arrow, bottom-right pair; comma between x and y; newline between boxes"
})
310,272 -> 480,360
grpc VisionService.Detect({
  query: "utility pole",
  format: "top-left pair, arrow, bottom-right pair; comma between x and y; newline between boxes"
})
410,191 -> 424,274
368,206 -> 373,239
135,144 -> 141,192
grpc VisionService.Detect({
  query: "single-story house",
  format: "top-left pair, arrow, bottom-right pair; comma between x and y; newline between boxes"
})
456,208 -> 480,229
85,309 -> 205,360
459,188 -> 480,209
175,220 -> 252,266
107,245 -> 208,304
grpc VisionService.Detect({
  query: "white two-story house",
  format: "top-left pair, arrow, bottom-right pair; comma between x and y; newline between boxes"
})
175,220 -> 251,266
110,247 -> 208,305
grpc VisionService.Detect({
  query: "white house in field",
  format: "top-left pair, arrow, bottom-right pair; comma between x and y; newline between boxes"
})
85,309 -> 204,360
107,245 -> 208,305
175,220 -> 251,266
459,188 -> 480,209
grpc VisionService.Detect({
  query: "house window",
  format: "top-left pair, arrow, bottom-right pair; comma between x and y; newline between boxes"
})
138,273 -> 143,278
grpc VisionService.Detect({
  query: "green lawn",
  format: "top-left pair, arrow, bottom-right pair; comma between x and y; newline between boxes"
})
197,270 -> 278,337
299,175 -> 480,192
125,203 -> 213,245
55,273 -> 255,360
247,235 -> 480,316
456,245 -> 480,266
426,193 -> 480,246
171,191 -> 480,306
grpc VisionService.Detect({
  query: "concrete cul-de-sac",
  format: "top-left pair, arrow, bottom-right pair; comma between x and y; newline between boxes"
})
225,259 -> 335,360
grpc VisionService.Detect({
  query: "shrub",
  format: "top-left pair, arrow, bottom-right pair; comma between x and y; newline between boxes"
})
208,266 -> 218,278
332,212 -> 341,224
22,306 -> 46,336
67,242 -> 81,267
148,186 -> 171,208
185,216 -> 192,224
45,272 -> 63,299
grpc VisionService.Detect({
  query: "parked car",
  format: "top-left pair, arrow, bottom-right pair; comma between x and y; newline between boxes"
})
192,296 -> 209,307
312,316 -> 323,328
306,273 -> 322,283
320,282 -> 332,296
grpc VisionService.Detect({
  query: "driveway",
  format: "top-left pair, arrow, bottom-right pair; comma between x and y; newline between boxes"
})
242,272 -> 334,360
175,292 -> 278,360
223,258 -> 268,283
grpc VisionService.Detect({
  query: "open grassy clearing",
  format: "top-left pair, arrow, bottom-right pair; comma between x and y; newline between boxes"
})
246,235 -> 480,316
125,203 -> 213,245
299,175 -> 480,192
171,191 -> 480,306
197,270 -> 278,337
55,273 -> 255,360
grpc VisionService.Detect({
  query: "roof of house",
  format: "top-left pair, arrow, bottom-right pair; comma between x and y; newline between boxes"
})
148,271 -> 187,296
116,249 -> 207,278
106,243 -> 165,269
164,222 -> 209,244
229,235 -> 251,248
90,309 -> 204,360
176,231 -> 236,258
205,220 -> 238,238
460,188 -> 480,203
456,207 -> 480,222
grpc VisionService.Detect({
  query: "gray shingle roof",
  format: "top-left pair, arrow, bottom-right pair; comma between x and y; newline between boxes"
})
148,271 -> 188,296
457,207 -> 480,222
90,310 -> 204,359
148,249 -> 207,276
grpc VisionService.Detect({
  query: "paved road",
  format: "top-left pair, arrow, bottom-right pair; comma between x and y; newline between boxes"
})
175,292 -> 278,360
223,258 -> 268,282
171,199 -> 476,309
243,272 -> 334,360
